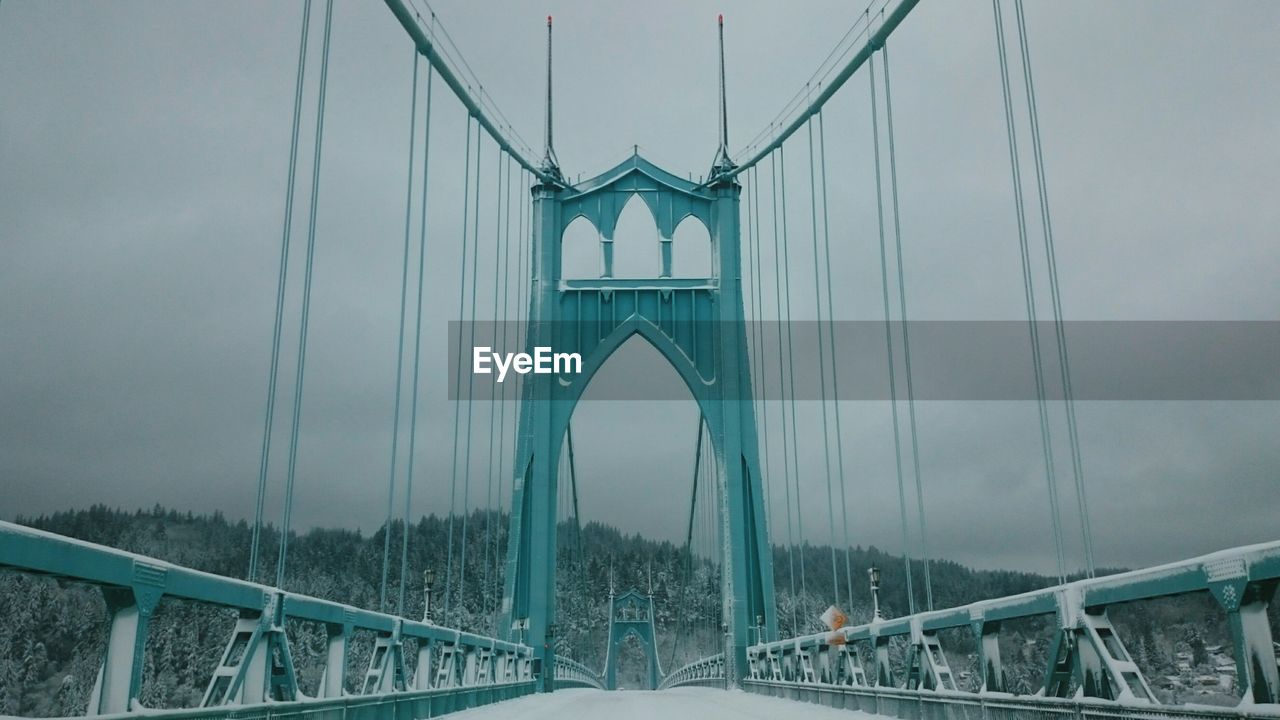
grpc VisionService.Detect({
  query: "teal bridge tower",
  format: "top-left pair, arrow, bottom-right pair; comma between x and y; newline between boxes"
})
499,11 -> 775,686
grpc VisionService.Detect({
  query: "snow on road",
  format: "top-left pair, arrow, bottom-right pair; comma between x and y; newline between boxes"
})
449,687 -> 874,719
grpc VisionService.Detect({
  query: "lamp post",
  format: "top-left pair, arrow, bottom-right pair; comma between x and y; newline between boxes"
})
868,565 -> 883,620
422,568 -> 436,623
755,614 -> 765,646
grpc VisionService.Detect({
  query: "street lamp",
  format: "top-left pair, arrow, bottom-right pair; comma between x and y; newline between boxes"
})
422,568 -> 437,623
868,565 -> 883,620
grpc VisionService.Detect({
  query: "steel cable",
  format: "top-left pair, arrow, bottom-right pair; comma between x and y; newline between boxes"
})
249,0 -> 311,584
381,50 -> 421,614
398,62 -> 434,617
277,0 -> 335,592
444,116 -> 475,616
992,0 -> 1067,584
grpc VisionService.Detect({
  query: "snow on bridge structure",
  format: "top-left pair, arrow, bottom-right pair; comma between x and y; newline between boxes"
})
4,523 -> 1280,719
2,0 -> 1278,719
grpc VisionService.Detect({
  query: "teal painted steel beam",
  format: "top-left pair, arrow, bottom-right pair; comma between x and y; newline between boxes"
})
745,538 -> 1280,653
0,520 -> 531,655
740,679 -> 1280,719
737,539 -> 1280,709
560,277 -> 717,291
919,608 -> 971,632
95,681 -> 536,720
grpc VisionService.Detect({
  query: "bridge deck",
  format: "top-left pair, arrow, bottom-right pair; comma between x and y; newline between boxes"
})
448,687 -> 875,719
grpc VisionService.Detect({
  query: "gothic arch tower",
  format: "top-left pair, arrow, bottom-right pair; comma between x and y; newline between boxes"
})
603,588 -> 662,690
499,153 -> 777,687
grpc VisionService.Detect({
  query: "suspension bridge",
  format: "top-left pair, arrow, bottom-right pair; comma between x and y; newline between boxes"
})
2,0 -> 1278,719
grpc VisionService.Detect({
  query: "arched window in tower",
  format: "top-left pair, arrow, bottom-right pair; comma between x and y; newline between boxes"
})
611,193 -> 662,279
560,215 -> 602,279
670,215 -> 712,278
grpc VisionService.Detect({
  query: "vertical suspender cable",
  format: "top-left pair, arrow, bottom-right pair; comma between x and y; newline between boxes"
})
748,165 -> 778,629
398,62 -> 433,617
1012,0 -> 1095,577
277,0 -> 334,591
381,50 -> 420,614
457,136 -> 487,613
704,431 -> 714,650
806,114 -> 841,607
494,171 -> 527,632
565,424 -> 587,609
250,0 -> 311,584
481,153 -> 509,618
817,112 -> 856,606
881,40 -> 934,611
992,0 -> 1067,584
444,116 -> 475,616
671,415 -> 704,668
868,46 -> 917,616
491,172 -> 529,637
778,145 -> 809,611
768,151 -> 799,634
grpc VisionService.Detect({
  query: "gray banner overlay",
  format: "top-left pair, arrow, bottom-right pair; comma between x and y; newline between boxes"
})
447,321 -> 1280,401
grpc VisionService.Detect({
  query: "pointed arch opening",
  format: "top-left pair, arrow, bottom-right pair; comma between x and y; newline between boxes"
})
561,215 -> 602,279
613,632 -> 652,690
670,215 -> 712,278
552,332 -> 727,675
611,194 -> 662,278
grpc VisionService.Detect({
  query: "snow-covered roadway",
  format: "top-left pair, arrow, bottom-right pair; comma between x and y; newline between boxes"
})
448,687 -> 872,719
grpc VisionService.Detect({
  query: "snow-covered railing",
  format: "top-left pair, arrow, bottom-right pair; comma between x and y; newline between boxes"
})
0,520 -> 536,717
658,653 -> 727,690
744,540 -> 1280,709
744,681 -> 1280,720
553,655 -> 604,690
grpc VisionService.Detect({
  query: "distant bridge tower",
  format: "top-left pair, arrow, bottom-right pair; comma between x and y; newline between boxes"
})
603,586 -> 662,690
499,15 -> 775,689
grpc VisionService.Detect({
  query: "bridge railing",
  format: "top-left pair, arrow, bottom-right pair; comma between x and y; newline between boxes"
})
744,681 -> 1280,720
657,653 -> 727,690
741,540 -> 1280,714
0,520 -> 536,717
552,655 -> 605,690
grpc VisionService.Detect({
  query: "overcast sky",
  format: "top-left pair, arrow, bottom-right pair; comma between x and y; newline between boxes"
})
1,1 -> 1277,577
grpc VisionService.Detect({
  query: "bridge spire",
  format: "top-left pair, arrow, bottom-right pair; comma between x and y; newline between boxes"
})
540,15 -> 563,182
710,13 -> 735,179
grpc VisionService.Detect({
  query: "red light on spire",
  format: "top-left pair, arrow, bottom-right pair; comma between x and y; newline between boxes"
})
718,13 -> 723,24
547,15 -> 552,25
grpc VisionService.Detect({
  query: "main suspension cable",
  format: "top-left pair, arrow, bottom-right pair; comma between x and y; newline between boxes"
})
250,0 -> 312,584
276,0 -> 334,592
